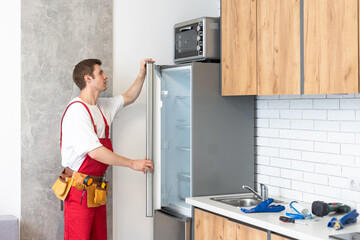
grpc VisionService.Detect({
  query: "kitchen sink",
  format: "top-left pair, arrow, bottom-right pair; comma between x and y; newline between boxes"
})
211,194 -> 283,208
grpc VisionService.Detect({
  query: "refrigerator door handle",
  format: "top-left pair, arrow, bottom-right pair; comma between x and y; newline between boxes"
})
146,61 -> 154,217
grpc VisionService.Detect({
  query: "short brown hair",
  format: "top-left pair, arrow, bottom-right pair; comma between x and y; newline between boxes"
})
72,59 -> 102,90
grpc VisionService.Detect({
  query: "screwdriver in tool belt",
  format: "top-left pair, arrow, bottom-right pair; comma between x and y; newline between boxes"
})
279,216 -> 307,225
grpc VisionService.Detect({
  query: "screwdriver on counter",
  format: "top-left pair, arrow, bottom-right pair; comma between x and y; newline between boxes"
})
279,216 -> 307,225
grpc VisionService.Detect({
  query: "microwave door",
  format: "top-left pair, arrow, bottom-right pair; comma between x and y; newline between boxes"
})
145,61 -> 162,217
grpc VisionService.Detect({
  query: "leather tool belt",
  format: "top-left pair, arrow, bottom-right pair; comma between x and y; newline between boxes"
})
51,168 -> 108,207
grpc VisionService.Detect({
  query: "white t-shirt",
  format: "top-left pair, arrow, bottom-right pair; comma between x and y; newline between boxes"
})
61,95 -> 124,171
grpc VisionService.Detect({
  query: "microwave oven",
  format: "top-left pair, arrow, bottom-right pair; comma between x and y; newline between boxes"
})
174,17 -> 220,63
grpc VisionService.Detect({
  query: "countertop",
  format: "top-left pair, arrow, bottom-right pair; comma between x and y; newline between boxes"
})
186,194 -> 360,240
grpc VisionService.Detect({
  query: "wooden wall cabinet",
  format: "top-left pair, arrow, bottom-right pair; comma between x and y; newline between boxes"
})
221,0 -> 300,96
257,0 -> 300,95
304,0 -> 359,94
221,0 -> 257,96
222,0 -> 359,96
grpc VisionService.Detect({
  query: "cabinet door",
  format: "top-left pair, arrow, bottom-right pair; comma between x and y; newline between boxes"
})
226,219 -> 268,240
221,0 -> 256,96
194,208 -> 224,240
271,233 -> 293,240
304,0 -> 358,94
257,0 -> 301,95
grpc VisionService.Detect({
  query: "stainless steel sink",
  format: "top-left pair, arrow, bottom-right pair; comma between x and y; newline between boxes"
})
211,194 -> 283,208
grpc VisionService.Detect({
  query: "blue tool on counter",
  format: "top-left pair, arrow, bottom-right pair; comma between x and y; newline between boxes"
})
241,198 -> 285,213
327,209 -> 358,230
286,201 -> 313,219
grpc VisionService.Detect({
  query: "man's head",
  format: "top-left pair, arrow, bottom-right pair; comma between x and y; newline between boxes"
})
72,59 -> 102,90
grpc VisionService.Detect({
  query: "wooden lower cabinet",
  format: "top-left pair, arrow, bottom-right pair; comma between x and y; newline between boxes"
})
194,208 -> 267,240
271,233 -> 292,240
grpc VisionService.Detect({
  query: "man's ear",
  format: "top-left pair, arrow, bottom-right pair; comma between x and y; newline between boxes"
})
84,74 -> 92,84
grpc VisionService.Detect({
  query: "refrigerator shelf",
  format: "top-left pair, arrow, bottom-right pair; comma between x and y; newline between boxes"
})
176,147 -> 191,152
175,95 -> 190,99
176,125 -> 190,128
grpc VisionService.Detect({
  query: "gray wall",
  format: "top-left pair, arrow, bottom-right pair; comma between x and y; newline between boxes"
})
21,1 -> 113,239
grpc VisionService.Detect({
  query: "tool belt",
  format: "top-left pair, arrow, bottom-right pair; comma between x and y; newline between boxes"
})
51,168 -> 109,207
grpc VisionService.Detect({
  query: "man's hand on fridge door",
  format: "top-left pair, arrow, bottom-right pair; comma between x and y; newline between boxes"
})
140,58 -> 155,75
130,157 -> 154,174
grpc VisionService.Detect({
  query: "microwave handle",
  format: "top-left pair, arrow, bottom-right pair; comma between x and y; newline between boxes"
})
179,26 -> 192,32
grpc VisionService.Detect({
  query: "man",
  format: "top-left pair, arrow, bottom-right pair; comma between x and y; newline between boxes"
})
60,58 -> 154,239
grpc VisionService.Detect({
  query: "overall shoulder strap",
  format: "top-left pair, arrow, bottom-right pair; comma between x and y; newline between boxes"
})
97,107 -> 109,138
60,101 -> 97,149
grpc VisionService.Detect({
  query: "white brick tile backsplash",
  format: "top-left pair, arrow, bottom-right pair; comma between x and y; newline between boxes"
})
292,160 -> 315,172
315,185 -> 341,198
280,188 -> 303,200
340,99 -> 360,109
279,95 -> 302,99
290,99 -> 313,109
255,137 -> 269,146
303,172 -> 328,185
269,100 -> 290,109
327,94 -> 354,98
257,165 -> 281,177
314,99 -> 339,109
256,174 -> 270,184
301,151 -> 327,163
314,142 -> 340,154
303,110 -> 327,120
255,95 -> 360,206
342,167 -> 360,177
270,119 -> 291,129
257,95 -> 279,100
270,176 -> 291,188
280,129 -> 327,141
325,154 -> 354,167
291,140 -> 314,151
356,134 -> 360,144
314,121 -> 340,132
281,169 -> 303,180
256,119 -> 269,128
329,176 -> 349,189
301,94 -> 326,99
267,138 -> 291,148
256,156 -> 270,165
342,189 -> 360,202
356,157 -> 360,167
256,100 -> 269,109
328,132 -> 356,143
269,186 -> 280,196
341,144 -> 360,156
290,120 -> 314,130
257,109 -> 280,119
280,149 -> 302,160
328,110 -> 356,120
270,157 -> 291,168
341,122 -> 360,132
315,163 -> 342,176
257,146 -> 279,157
280,110 -> 302,119
292,180 -> 315,193
257,128 -> 279,138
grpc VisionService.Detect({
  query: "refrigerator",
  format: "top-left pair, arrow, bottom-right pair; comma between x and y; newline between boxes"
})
145,61 -> 254,240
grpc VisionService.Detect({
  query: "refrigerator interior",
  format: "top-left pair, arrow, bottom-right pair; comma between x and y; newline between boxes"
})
159,66 -> 192,217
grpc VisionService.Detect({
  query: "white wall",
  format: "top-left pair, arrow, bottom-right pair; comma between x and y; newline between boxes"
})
113,1 -> 219,239
0,0 -> 21,219
256,94 -> 360,210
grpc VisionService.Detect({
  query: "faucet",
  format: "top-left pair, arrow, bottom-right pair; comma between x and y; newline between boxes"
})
242,184 -> 268,201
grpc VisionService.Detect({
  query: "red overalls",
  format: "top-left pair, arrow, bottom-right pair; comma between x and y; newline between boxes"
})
60,101 -> 112,240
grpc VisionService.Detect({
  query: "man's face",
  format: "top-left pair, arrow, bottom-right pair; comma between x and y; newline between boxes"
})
89,64 -> 108,92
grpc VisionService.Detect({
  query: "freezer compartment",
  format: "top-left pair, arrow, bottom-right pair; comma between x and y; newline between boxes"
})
154,209 -> 191,240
